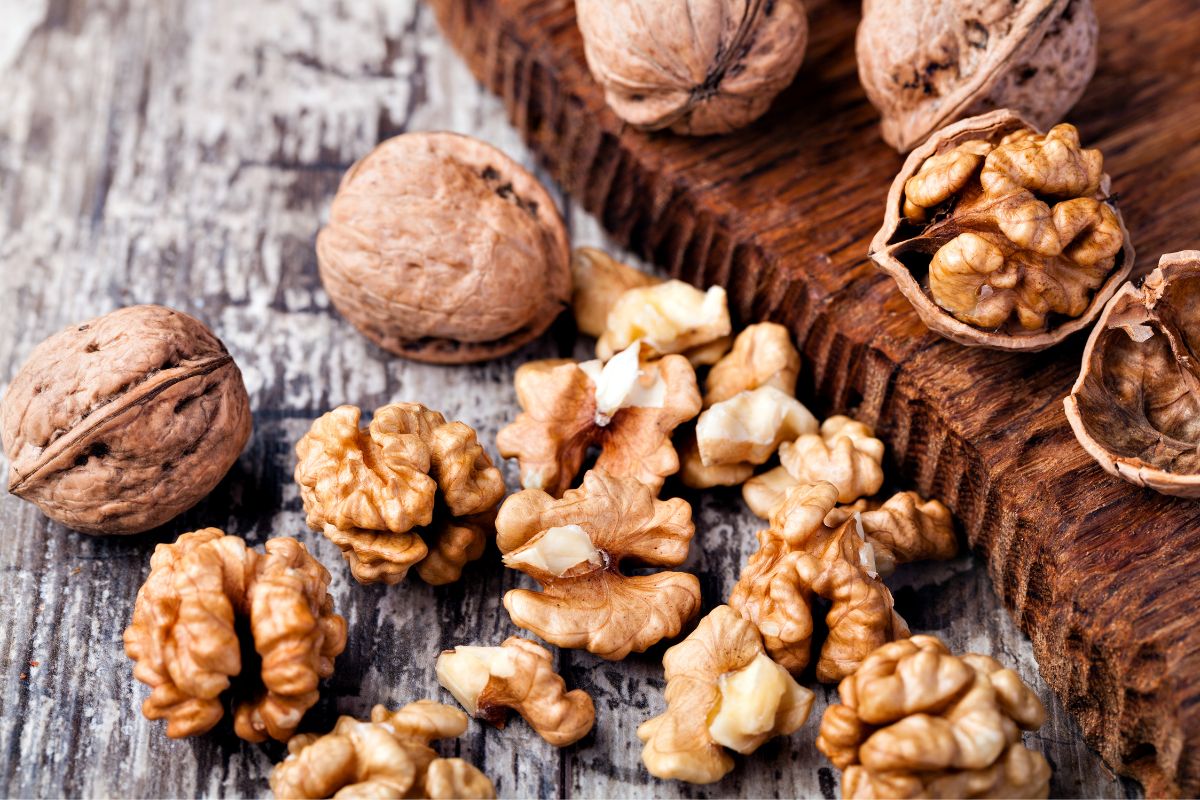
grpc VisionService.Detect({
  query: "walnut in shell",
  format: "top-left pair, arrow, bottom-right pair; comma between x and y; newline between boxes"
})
817,635 -> 1050,798
1,305 -> 252,535
496,469 -> 701,660
295,403 -> 505,585
316,132 -> 571,364
123,529 -> 347,742
1065,251 -> 1200,497
871,110 -> 1133,350
857,0 -> 1098,153
575,0 -> 808,136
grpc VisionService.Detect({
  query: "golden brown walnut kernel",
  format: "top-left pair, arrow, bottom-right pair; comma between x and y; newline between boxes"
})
436,636 -> 595,746
295,403 -> 505,585
123,529 -> 347,742
496,469 -> 701,660
824,491 -> 957,577
597,280 -> 733,365
576,0 -> 808,136
269,700 -> 496,799
817,635 -> 1050,798
571,248 -> 660,338
1065,251 -> 1200,497
637,605 -> 813,784
0,305 -> 251,535
316,132 -> 570,364
679,435 -> 755,489
871,110 -> 1133,351
496,342 -> 701,497
704,322 -> 802,407
856,0 -> 1098,153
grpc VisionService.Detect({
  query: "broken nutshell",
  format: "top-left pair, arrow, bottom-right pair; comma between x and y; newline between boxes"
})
870,110 -> 1133,350
0,305 -> 252,535
316,131 -> 571,364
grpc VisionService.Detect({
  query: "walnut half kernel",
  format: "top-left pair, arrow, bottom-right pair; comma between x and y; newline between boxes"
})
597,280 -> 732,366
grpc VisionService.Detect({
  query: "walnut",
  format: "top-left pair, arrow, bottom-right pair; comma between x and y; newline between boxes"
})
316,132 -> 571,364
496,469 -> 701,660
294,403 -> 505,585
575,0 -> 808,136
817,635 -> 1051,798
571,248 -> 659,338
269,700 -> 496,799
436,636 -> 595,746
123,529 -> 347,741
743,415 -> 885,516
496,342 -> 701,497
824,491 -> 957,577
637,605 -> 813,784
596,280 -> 732,365
857,0 -> 1098,153
871,110 -> 1134,350
1064,251 -> 1200,496
0,305 -> 251,535
704,322 -> 802,407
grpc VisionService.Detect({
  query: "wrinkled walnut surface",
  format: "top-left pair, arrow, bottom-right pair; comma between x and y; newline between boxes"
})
1,305 -> 252,535
295,403 -> 505,585
575,0 -> 808,136
857,0 -> 1098,152
596,280 -> 732,366
704,323 -> 801,407
870,110 -> 1133,351
123,529 -> 347,742
1065,251 -> 1200,497
316,132 -> 571,364
570,248 -> 659,338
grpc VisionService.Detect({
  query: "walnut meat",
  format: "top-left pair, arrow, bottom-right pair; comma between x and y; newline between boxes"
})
817,635 -> 1051,798
496,469 -> 701,660
704,322 -> 801,407
123,529 -> 347,742
857,0 -> 1098,153
575,0 -> 808,136
1,305 -> 251,535
571,248 -> 659,338
871,111 -> 1134,350
295,403 -> 505,585
596,280 -> 733,365
316,132 -> 571,364
638,605 -> 814,784
1065,251 -> 1200,497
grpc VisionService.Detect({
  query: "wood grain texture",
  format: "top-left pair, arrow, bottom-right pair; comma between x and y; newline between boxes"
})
427,0 -> 1200,795
0,0 -> 1136,797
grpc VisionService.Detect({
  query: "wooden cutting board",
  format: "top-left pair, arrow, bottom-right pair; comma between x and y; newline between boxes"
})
429,0 -> 1200,793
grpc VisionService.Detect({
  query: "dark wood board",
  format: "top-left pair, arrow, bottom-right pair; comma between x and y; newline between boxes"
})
427,0 -> 1200,794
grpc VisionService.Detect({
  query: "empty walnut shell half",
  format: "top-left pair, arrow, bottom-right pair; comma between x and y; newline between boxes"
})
1,305 -> 252,534
1065,251 -> 1200,497
870,110 -> 1133,351
317,132 -> 571,364
857,0 -> 1098,152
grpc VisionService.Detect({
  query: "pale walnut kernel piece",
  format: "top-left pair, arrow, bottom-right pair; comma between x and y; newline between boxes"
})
496,343 -> 701,497
824,491 -> 957,577
1065,251 -> 1200,497
596,280 -> 733,365
679,435 -> 755,490
704,322 -> 802,407
295,402 -> 505,585
496,470 -> 701,660
695,387 -> 818,469
436,636 -> 595,746
817,635 -> 1051,798
871,110 -> 1133,351
425,759 -> 496,800
638,605 -> 813,784
123,529 -> 347,742
571,248 -> 659,338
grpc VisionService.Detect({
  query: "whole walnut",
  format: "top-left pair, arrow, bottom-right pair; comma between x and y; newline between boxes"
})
857,0 -> 1098,152
317,132 -> 571,364
1,305 -> 252,535
575,0 -> 809,136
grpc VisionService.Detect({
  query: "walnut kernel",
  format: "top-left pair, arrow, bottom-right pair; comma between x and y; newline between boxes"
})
571,248 -> 659,338
596,280 -> 732,365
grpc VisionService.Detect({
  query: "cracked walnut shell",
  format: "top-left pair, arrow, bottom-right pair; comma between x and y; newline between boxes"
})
1,305 -> 251,535
317,132 -> 571,364
496,469 -> 701,660
857,0 -> 1098,153
295,403 -> 505,585
817,635 -> 1050,798
123,529 -> 347,742
1065,251 -> 1200,497
575,0 -> 808,136
870,111 -> 1133,351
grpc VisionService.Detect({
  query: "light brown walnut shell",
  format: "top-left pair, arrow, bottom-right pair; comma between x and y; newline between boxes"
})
316,132 -> 571,364
857,0 -> 1098,152
123,529 -> 347,742
575,0 -> 808,136
1,305 -> 251,535
1065,251 -> 1200,497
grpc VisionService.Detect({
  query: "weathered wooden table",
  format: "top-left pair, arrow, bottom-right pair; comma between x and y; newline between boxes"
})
0,1 -> 1141,797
